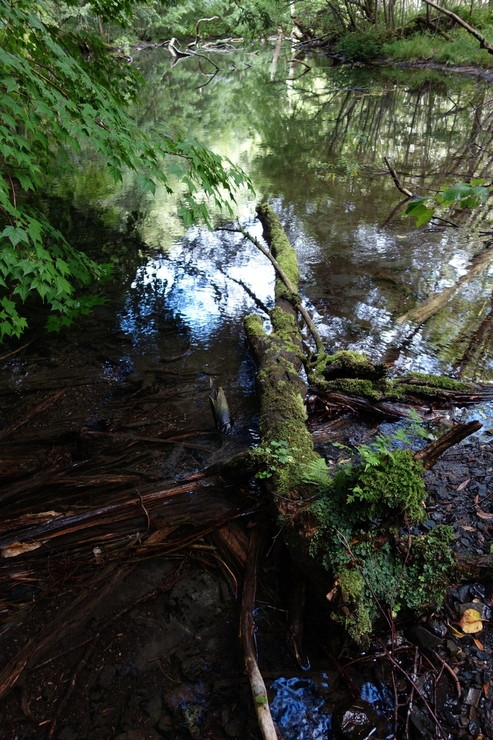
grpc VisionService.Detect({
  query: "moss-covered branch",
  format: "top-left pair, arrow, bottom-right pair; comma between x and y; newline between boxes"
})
244,203 -> 477,647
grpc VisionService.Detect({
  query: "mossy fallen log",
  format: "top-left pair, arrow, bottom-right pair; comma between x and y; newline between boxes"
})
245,202 -> 483,647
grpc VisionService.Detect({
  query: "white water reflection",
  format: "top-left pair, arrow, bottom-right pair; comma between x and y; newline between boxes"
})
120,220 -> 275,348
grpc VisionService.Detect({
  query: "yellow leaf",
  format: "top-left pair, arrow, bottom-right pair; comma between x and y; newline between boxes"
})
458,609 -> 483,634
447,623 -> 465,638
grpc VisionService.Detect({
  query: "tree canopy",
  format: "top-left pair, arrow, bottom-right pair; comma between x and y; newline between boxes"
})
0,0 -> 252,339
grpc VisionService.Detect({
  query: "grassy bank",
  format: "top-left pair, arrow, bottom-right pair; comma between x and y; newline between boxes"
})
383,28 -> 493,67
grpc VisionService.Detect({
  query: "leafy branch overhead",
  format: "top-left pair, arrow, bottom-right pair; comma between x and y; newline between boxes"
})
405,180 -> 490,227
0,0 -> 252,339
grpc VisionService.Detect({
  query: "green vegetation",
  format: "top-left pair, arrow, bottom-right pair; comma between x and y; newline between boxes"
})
0,0 -> 252,339
255,440 -> 295,479
305,425 -> 455,645
335,30 -> 386,63
288,0 -> 493,67
406,181 -> 491,227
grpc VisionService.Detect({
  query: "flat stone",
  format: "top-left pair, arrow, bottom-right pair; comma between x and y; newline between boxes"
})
406,625 -> 443,649
464,687 -> 482,707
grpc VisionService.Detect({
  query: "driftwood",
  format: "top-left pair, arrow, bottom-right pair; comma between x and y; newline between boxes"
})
413,420 -> 482,469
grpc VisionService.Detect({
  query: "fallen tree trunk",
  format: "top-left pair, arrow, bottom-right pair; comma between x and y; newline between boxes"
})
422,0 -> 493,55
245,202 -> 483,648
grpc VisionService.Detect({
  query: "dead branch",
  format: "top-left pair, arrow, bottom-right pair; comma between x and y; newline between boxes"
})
430,649 -> 461,698
379,640 -> 448,739
413,420 -> 482,470
422,0 -> 493,54
240,524 -> 278,740
384,156 -> 414,198
187,16 -> 220,48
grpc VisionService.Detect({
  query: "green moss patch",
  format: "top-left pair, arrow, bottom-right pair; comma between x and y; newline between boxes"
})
307,445 -> 454,645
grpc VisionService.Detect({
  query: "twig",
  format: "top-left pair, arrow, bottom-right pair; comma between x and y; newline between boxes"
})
405,647 -> 419,739
379,641 -> 448,740
430,649 -> 461,698
136,489 -> 151,533
384,156 -> 414,198
240,523 -> 278,740
83,429 -> 215,451
0,338 -> 34,362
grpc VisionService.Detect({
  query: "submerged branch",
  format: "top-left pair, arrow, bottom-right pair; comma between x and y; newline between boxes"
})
240,524 -> 278,740
221,223 -> 325,355
384,156 -> 414,199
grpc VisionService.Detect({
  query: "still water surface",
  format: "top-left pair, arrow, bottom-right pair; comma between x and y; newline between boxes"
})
116,43 -> 493,396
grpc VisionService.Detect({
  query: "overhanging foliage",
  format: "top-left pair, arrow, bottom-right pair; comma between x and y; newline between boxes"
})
0,0 -> 252,338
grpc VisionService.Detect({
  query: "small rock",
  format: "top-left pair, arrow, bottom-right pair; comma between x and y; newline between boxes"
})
470,584 -> 486,600
410,706 -> 434,735
457,585 -> 471,603
333,698 -> 385,740
464,687 -> 482,708
468,717 -> 481,738
427,618 -> 447,638
406,625 -> 443,649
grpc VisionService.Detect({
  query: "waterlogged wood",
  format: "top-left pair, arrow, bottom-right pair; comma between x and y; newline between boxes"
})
397,247 -> 493,325
0,476 -> 256,564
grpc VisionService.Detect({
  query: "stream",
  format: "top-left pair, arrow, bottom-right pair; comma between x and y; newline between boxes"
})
110,44 -> 493,433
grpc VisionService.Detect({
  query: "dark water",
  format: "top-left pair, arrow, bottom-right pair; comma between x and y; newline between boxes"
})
104,44 -> 493,434
2,44 -> 493,739
122,45 -> 493,377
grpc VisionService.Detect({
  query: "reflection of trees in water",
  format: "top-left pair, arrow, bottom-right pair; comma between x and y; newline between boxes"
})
130,51 -> 493,378
256,69 -> 493,196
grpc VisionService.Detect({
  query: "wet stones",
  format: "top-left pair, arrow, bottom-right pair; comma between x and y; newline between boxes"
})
333,697 -> 387,740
